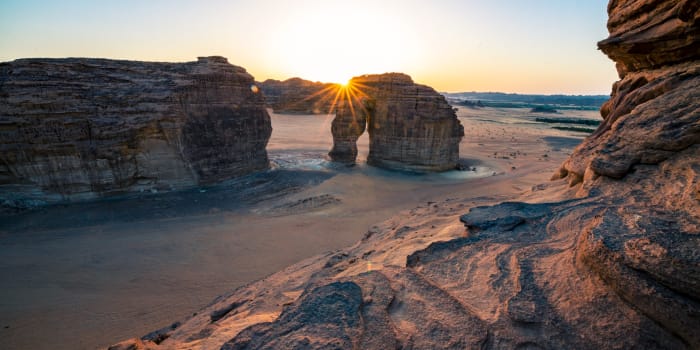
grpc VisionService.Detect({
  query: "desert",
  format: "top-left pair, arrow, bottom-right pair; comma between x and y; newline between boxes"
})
0,0 -> 698,349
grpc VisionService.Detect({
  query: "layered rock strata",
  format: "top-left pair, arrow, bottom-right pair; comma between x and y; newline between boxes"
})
0,56 -> 272,208
327,95 -> 368,164
258,78 -> 335,114
329,73 -> 464,171
110,1 -> 699,349
557,0 -> 700,183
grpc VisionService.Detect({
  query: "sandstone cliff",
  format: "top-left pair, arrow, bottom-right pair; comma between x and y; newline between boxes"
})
329,73 -> 464,172
0,56 -> 272,208
109,1 -> 699,349
259,78 -> 335,114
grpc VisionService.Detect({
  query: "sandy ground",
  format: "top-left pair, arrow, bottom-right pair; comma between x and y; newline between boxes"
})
0,107 -> 598,349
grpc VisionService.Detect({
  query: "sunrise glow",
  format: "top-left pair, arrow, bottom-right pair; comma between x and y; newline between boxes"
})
0,0 -> 616,93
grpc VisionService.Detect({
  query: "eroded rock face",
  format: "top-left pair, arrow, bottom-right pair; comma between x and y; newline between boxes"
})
327,95 -> 368,164
598,0 -> 699,76
259,78 -> 335,114
261,74 -> 463,171
0,56 -> 271,208
329,73 -> 464,171
557,0 -> 700,182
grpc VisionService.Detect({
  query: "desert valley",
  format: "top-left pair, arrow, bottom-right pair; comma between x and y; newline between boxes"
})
0,0 -> 698,349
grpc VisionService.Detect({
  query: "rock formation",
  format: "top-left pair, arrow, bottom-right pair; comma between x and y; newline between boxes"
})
0,56 -> 272,209
260,74 -> 463,171
329,73 -> 464,172
109,1 -> 699,349
557,0 -> 700,183
327,92 -> 368,164
259,78 -> 335,114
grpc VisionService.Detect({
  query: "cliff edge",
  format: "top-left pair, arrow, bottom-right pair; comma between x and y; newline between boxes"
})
0,56 -> 272,209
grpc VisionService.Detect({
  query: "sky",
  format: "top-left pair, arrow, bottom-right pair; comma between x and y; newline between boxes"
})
0,0 -> 617,94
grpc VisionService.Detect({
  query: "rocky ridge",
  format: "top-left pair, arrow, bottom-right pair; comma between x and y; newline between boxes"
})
259,78 -> 335,114
0,56 -> 272,209
329,73 -> 464,172
557,0 -> 700,183
111,1 -> 700,348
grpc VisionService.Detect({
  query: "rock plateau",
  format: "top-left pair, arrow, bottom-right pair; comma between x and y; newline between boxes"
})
111,0 -> 699,348
0,56 -> 272,209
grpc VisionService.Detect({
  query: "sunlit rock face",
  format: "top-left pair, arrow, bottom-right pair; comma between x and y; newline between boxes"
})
0,56 -> 271,208
329,73 -> 464,171
259,78 -> 335,114
548,0 -> 700,347
557,0 -> 700,183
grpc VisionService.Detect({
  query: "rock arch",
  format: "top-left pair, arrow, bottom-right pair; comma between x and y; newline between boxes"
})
328,73 -> 464,172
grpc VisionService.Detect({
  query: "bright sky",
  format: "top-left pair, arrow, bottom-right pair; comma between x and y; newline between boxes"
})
0,0 -> 617,94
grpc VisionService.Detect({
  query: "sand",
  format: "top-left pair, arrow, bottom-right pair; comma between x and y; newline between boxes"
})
0,107 -> 597,349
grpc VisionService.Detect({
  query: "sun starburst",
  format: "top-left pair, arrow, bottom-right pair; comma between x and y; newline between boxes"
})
327,79 -> 371,118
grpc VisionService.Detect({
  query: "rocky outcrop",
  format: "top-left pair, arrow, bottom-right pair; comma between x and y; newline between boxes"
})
109,1 -> 699,349
597,0 -> 699,75
327,94 -> 368,164
556,0 -> 700,183
259,78 -> 335,114
329,73 -> 464,171
260,74 -> 463,171
0,56 -> 272,208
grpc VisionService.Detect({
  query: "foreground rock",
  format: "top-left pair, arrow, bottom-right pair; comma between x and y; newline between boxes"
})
259,78 -> 335,114
110,1 -> 699,348
0,56 -> 271,209
329,73 -> 464,171
557,0 -> 700,183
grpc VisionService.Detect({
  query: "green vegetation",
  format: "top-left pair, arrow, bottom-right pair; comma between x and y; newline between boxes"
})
530,106 -> 559,113
456,100 -> 485,108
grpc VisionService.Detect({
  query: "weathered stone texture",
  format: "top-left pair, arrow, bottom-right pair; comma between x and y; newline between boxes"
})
327,96 -> 368,164
558,0 -> 700,183
0,56 -> 271,207
329,73 -> 464,171
598,0 -> 700,75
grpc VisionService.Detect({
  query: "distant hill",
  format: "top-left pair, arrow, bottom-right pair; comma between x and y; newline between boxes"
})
443,92 -> 609,110
258,78 -> 335,114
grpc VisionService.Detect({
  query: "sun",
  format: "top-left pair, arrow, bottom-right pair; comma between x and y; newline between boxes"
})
294,77 -> 370,120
